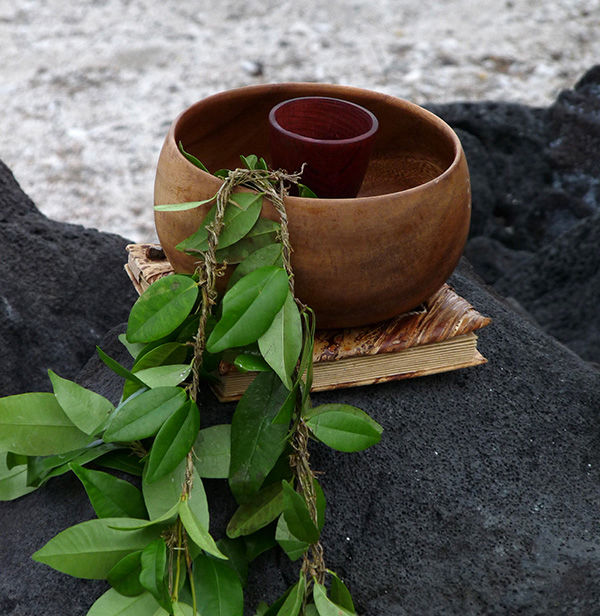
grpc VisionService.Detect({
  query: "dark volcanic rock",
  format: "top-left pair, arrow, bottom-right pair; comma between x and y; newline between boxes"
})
0,161 -> 138,395
2,261 -> 599,616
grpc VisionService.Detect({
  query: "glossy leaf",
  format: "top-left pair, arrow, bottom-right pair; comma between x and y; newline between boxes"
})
298,183 -> 318,198
32,518 -> 161,579
216,536 -> 249,586
281,480 -> 320,544
226,482 -> 284,539
258,291 -> 302,389
26,442 -> 118,488
173,603 -> 196,616
104,387 -> 187,442
275,516 -> 308,562
215,218 -> 280,264
139,538 -> 171,612
207,266 -> 289,354
0,392 -> 90,456
298,309 -> 316,407
177,193 -> 263,255
87,588 -> 160,615
49,370 -> 114,435
178,498 -> 226,559
276,574 -> 305,616
109,503 -> 179,531
143,458 -> 185,520
329,572 -> 356,613
132,342 -> 189,372
229,191 -> 264,211
304,404 -> 383,452
97,450 -> 144,477
179,140 -> 209,171
227,243 -> 283,288
0,453 -> 35,501
134,364 -> 192,389
118,333 -> 147,359
313,582 -> 354,616
107,551 -> 144,596
127,275 -> 198,343
229,371 -> 290,504
244,525 -> 277,562
145,400 -> 200,483
193,424 -> 231,479
234,353 -> 271,373
70,464 -> 147,519
96,347 -> 147,390
193,553 -> 244,616
154,199 -> 214,212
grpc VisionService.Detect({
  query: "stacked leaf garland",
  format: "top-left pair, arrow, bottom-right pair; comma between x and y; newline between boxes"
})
0,151 -> 383,616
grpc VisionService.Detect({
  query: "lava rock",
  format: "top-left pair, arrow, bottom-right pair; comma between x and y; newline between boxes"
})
2,260 -> 599,616
0,161 -> 138,395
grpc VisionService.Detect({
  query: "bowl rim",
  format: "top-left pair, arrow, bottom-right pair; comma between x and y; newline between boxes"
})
169,82 -> 465,204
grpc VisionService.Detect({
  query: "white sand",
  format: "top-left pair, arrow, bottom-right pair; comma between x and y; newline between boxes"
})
1,0 -> 598,241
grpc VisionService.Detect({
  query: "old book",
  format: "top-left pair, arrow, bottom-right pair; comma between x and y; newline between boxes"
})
125,243 -> 491,402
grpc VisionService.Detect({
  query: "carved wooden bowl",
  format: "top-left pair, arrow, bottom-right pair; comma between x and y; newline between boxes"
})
154,83 -> 471,328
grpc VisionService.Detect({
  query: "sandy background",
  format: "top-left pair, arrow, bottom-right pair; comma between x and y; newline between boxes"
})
1,0 -> 598,241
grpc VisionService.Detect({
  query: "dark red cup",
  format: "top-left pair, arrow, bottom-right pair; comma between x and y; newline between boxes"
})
268,96 -> 378,198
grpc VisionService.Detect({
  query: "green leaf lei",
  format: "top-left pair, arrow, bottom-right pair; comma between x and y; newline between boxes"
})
0,149 -> 383,615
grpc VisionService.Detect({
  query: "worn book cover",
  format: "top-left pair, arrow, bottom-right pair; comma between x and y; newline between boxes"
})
125,243 -> 491,401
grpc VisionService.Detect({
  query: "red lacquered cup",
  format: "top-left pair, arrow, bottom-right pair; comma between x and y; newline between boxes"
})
268,96 -> 378,198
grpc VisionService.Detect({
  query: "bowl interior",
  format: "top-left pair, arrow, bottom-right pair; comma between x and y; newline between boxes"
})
173,84 -> 459,198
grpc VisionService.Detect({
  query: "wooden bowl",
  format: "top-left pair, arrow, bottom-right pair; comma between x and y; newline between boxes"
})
154,83 -> 471,329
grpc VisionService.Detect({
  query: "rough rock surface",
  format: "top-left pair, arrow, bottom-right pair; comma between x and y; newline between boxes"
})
1,71 -> 600,615
0,161 -> 138,395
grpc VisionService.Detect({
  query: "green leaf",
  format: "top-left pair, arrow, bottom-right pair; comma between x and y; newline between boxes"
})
233,353 -> 271,373
226,482 -> 284,539
297,309 -> 316,407
276,574 -> 306,616
132,342 -> 190,372
96,347 -> 148,396
304,404 -> 383,452
86,588 -> 160,615
227,243 -> 283,288
193,424 -> 231,479
104,387 -> 188,442
229,191 -> 264,211
179,140 -> 209,172
216,536 -> 249,586
305,605 -> 319,616
134,364 -> 192,389
207,266 -> 289,354
154,199 -> 214,212
281,480 -> 320,544
107,551 -> 144,596
109,503 -> 179,531
177,193 -> 263,255
243,524 -> 277,562
70,464 -> 147,519
97,450 -> 144,477
313,582 -> 354,616
173,603 -> 196,616
178,498 -> 226,559
193,553 -> 244,616
49,370 -> 114,435
127,275 -> 198,343
26,443 -> 121,488
143,458 -> 211,527
215,218 -> 280,264
139,538 -> 171,612
0,392 -> 90,456
275,516 -> 308,561
32,518 -> 161,579
229,371 -> 290,504
145,400 -> 200,483
298,183 -> 318,198
0,453 -> 35,501
258,291 -> 302,389
329,571 -> 356,613
240,154 -> 259,170
119,333 -> 147,359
